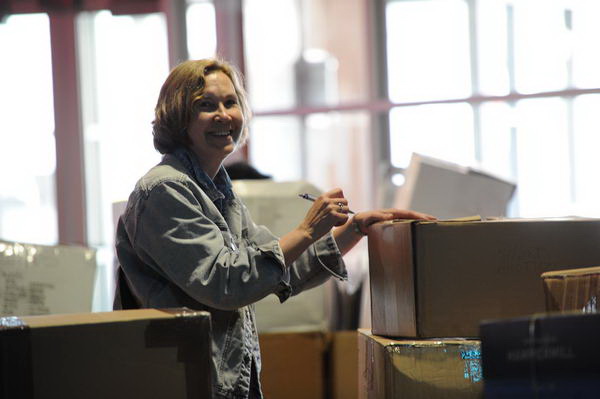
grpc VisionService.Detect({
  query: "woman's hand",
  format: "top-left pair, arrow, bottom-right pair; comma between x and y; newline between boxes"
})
298,188 -> 350,241
279,188 -> 351,266
352,208 -> 436,235
333,208 -> 436,256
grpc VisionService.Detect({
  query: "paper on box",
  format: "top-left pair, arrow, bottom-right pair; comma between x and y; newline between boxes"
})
0,241 -> 96,316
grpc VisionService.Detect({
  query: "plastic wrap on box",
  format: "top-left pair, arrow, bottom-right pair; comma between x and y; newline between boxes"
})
0,240 -> 96,316
541,266 -> 599,312
358,329 -> 483,399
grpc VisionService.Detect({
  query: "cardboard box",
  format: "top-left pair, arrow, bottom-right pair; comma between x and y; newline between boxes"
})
395,153 -> 516,219
541,266 -> 600,312
368,217 -> 600,338
259,331 -> 328,399
480,312 -> 600,398
0,308 -> 212,398
358,329 -> 482,399
259,330 -> 359,399
0,241 -> 96,316
330,331 -> 359,399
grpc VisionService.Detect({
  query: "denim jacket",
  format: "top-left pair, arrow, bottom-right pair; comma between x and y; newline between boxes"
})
114,150 -> 347,399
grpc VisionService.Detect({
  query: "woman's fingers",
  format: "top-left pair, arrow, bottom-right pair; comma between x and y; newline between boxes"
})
322,187 -> 345,199
300,189 -> 350,239
380,209 -> 436,221
352,208 -> 438,235
320,188 -> 350,217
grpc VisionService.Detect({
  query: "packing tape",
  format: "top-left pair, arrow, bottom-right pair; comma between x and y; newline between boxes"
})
527,314 -> 541,398
0,316 -> 33,399
145,309 -> 213,399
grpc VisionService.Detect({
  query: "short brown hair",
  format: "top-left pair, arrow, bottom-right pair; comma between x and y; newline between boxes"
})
152,58 -> 251,154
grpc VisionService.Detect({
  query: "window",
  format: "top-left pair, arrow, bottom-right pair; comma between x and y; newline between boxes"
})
243,0 -> 302,111
573,94 -> 600,216
389,103 -> 475,169
386,0 -> 471,102
249,116 -> 303,181
186,0 -> 217,59
243,0 -> 376,213
385,0 -> 600,217
0,14 -> 57,245
78,10 -> 170,310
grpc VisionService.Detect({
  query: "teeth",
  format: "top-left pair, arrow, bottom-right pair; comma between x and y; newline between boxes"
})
212,131 -> 231,136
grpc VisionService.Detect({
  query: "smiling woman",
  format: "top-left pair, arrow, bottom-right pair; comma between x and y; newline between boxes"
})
113,57 -> 434,399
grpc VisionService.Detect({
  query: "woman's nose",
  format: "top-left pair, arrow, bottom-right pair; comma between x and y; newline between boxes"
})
215,104 -> 232,121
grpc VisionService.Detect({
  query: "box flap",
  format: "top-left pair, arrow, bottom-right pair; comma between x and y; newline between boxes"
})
1,308 -> 207,329
541,266 -> 600,278
359,329 -> 478,348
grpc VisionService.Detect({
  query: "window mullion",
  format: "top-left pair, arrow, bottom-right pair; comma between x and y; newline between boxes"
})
564,8 -> 576,204
49,10 -> 87,246
368,0 -> 393,208
467,0 -> 482,163
161,0 -> 188,69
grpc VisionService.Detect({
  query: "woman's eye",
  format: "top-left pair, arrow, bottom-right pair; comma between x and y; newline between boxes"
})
198,101 -> 215,110
225,99 -> 238,108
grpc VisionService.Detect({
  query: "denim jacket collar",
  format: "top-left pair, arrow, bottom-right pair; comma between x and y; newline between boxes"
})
172,147 -> 234,213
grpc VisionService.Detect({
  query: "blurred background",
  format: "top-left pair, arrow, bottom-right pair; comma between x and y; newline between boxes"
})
2,0 -> 600,312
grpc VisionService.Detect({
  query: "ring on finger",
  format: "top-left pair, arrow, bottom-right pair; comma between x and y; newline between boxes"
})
337,202 -> 344,213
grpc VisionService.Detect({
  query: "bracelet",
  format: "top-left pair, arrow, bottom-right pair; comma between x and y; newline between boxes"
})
352,218 -> 368,236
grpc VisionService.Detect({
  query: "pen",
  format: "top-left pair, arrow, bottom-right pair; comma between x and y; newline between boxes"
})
298,193 -> 355,214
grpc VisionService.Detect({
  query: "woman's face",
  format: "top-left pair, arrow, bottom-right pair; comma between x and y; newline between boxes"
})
187,71 -> 244,169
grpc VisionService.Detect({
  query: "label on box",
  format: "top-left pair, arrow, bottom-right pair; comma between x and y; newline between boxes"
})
0,241 -> 96,316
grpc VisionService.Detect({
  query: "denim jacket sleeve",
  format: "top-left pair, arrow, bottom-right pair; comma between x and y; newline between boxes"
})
239,200 -> 347,300
126,179 -> 292,311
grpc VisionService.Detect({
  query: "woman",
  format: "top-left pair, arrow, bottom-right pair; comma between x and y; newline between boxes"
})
114,58 -> 434,399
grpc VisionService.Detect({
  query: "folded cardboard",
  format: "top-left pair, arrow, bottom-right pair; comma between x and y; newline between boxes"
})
259,331 -> 328,399
395,153 -> 516,219
541,266 -> 600,312
358,329 -> 482,399
0,308 -> 212,399
368,217 -> 600,338
0,241 -> 96,316
480,312 -> 600,398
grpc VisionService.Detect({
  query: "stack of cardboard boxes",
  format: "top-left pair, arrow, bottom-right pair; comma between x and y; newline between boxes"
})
363,217 -> 600,398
